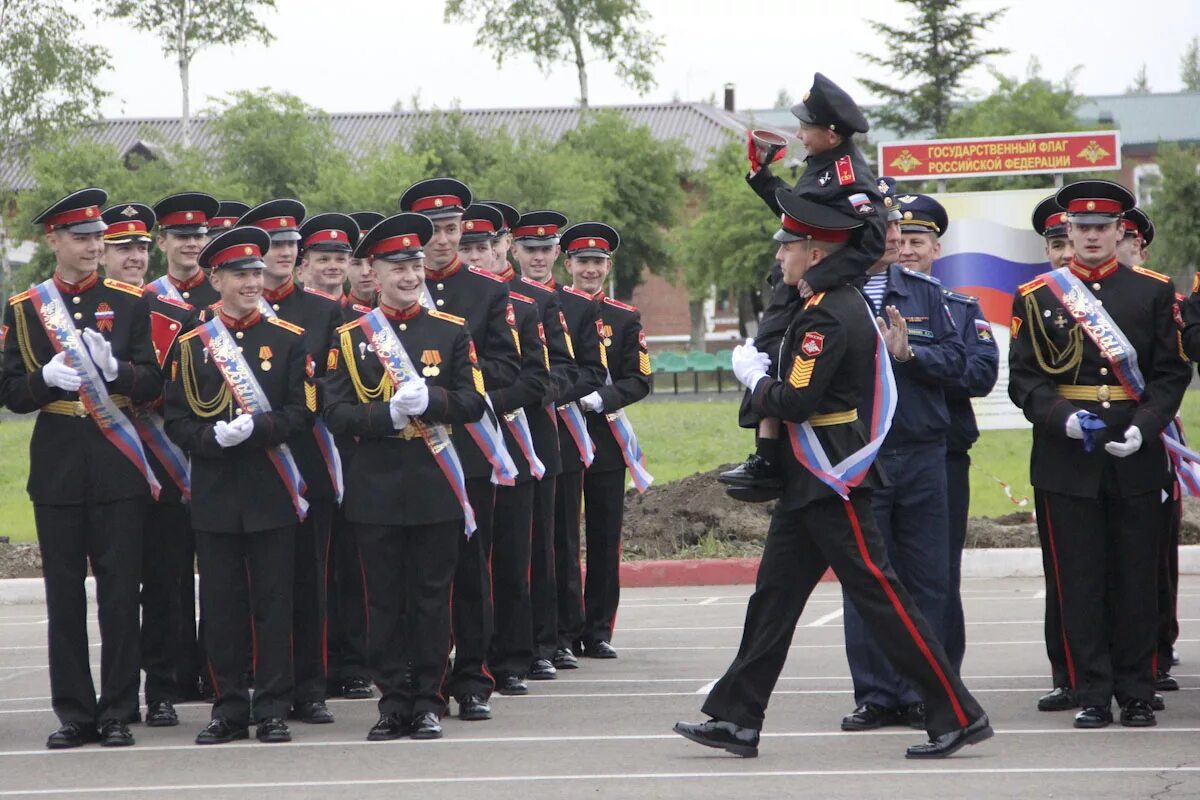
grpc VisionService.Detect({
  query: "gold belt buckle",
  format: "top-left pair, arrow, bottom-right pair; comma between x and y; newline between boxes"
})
1096,385 -> 1111,402
72,401 -> 87,417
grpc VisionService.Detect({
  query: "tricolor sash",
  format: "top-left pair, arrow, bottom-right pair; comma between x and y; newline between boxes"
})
1042,267 -> 1200,491
557,402 -> 595,467
194,317 -> 309,521
605,408 -> 653,492
132,408 -> 192,500
257,298 -> 344,502
29,279 -> 162,500
357,307 -> 476,535
785,296 -> 897,499
503,408 -> 546,480
146,275 -> 187,304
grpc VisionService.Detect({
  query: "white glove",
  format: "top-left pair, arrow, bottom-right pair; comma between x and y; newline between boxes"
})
1104,425 -> 1143,458
1065,411 -> 1084,440
214,414 -> 254,448
81,329 -> 118,382
41,351 -> 82,392
732,337 -> 771,389
580,391 -> 604,413
388,394 -> 411,430
393,379 -> 430,415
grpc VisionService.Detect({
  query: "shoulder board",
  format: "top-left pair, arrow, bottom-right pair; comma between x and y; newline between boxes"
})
7,289 -> 30,306
428,309 -> 466,325
1131,265 -> 1170,283
1017,277 -> 1046,296
468,265 -> 507,283
104,278 -> 145,297
519,276 -> 551,294
562,285 -> 594,299
336,319 -> 361,335
266,316 -> 305,335
942,288 -> 977,304
901,267 -> 941,286
352,303 -> 373,314
179,328 -> 203,343
155,294 -> 193,311
602,296 -> 638,312
804,292 -> 825,309
509,292 -> 535,305
302,285 -> 338,301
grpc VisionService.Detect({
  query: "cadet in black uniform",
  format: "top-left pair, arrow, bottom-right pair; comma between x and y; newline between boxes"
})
237,200 -> 345,725
1008,180 -> 1190,729
208,201 -> 249,238
510,210 -> 581,678
563,222 -> 652,658
2,189 -> 162,749
400,178 -> 522,721
150,193 -> 222,307
675,190 -> 990,759
165,226 -> 310,745
325,213 -> 487,741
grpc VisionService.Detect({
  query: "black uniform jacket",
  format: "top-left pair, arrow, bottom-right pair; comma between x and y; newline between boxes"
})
164,310 -> 309,532
555,283 -> 609,473
585,294 -> 652,473
424,257 -> 521,479
748,281 -> 886,511
159,269 -> 220,309
513,272 -> 579,405
323,305 -> 487,526
338,293 -> 376,324
140,289 -> 199,505
1008,259 -> 1190,498
1,273 -> 162,505
490,290 -> 552,483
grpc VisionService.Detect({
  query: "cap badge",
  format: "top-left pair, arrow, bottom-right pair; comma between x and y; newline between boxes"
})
588,239 -> 596,247
127,223 -> 136,231
402,237 -> 411,247
224,219 -> 232,226
85,208 -> 94,217
1086,201 -> 1097,211
465,221 -> 475,230
802,91 -> 810,102
121,205 -> 138,218
898,195 -> 918,204
244,246 -> 253,255
537,226 -> 545,235
185,211 -> 194,221
278,218 -> 287,227
434,198 -> 444,208
904,211 -> 913,220
330,230 -> 338,238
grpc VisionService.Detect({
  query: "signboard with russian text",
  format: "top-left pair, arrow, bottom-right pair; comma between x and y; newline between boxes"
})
879,131 -> 1121,181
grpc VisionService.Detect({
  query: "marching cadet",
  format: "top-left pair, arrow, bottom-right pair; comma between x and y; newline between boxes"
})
675,190 -> 990,759
399,178 -> 522,721
165,226 -> 310,745
236,201 -> 345,725
101,203 -> 199,728
893,193 -> 999,673
1033,196 -> 1074,269
840,191 -> 964,733
459,203 -> 551,694
149,193 -> 222,307
480,199 -> 519,269
324,213 -> 487,740
722,72 -> 884,495
2,189 -> 162,748
208,201 -> 249,238
509,210 -> 583,678
563,222 -> 653,659
1009,180 -> 1190,729
340,211 -> 384,323
299,213 -> 356,299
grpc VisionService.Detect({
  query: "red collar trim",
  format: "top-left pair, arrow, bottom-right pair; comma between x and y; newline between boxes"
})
219,309 -> 262,330
345,291 -> 375,307
1068,256 -> 1119,281
262,277 -> 296,303
425,256 -> 462,281
168,269 -> 206,291
53,271 -> 99,295
380,301 -> 421,321
496,265 -> 516,283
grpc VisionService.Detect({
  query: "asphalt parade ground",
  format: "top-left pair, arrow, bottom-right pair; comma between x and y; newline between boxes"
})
1,577 -> 1199,799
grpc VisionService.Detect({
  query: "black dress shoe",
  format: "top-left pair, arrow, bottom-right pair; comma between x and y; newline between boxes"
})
840,703 -> 892,731
367,713 -> 411,741
145,700 -> 179,728
46,722 -> 100,749
1152,693 -> 1166,711
905,714 -> 993,759
411,712 -> 443,740
1120,699 -> 1157,727
673,718 -> 759,758
583,641 -> 618,659
1036,686 -> 1078,712
529,659 -> 557,680
195,718 -> 249,745
458,694 -> 492,721
98,720 -> 135,747
718,455 -> 783,489
497,674 -> 529,696
901,702 -> 925,729
1073,705 -> 1114,728
553,648 -> 578,669
290,701 -> 335,724
256,718 -> 292,743
1155,671 -> 1179,691
342,676 -> 375,699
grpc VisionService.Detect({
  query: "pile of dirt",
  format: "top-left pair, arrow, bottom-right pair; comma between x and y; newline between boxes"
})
0,540 -> 41,579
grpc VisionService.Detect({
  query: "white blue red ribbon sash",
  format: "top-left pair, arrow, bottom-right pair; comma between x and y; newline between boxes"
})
132,408 -> 191,500
146,275 -> 186,304
503,408 -> 546,480
195,317 -> 309,521
29,279 -> 162,500
605,408 -> 653,493
357,307 -> 476,535
557,402 -> 596,467
785,295 -> 897,500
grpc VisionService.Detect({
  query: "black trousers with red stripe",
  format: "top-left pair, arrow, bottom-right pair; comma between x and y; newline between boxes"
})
1156,486 -> 1181,671
702,491 -> 984,737
292,500 -> 334,705
583,467 -> 626,646
530,476 -> 559,662
554,469 -> 585,651
1033,489 -> 1071,690
490,480 -> 535,679
1039,489 -> 1160,707
446,478 -> 496,701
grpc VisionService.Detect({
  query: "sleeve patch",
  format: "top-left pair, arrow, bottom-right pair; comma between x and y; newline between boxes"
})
305,381 -> 318,412
505,302 -> 516,327
639,352 -> 651,376
1010,317 -> 1022,338
305,354 -> 315,378
974,319 -> 994,342
1174,301 -> 1185,331
800,331 -> 824,357
327,347 -> 339,371
788,356 -> 815,389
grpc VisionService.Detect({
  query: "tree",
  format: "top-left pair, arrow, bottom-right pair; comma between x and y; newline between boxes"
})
1126,63 -> 1151,94
108,0 -> 277,147
443,0 -> 663,109
858,0 -> 1008,136
1181,37 -> 1200,91
772,88 -> 793,111
1147,145 -> 1200,283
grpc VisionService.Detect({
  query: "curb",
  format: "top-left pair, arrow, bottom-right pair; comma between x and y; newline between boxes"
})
4,547 -> 1200,603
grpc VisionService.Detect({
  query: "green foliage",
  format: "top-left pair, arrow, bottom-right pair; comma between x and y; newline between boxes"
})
1147,144 -> 1200,283
1126,63 -> 1151,95
108,0 -> 275,62
1181,37 -> 1200,91
858,0 -> 1009,136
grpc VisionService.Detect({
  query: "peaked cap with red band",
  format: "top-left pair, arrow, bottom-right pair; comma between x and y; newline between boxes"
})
349,211 -> 385,238
560,221 -> 620,258
101,203 -> 156,243
399,177 -> 472,220
208,200 -> 250,235
478,200 -> 519,235
152,192 -> 220,234
299,212 -> 359,253
352,212 -> 433,263
237,198 -> 306,242
34,188 -> 109,235
773,189 -> 863,244
199,226 -> 271,272
1056,179 -> 1134,224
513,210 -> 568,243
460,203 -> 504,244
1032,195 -> 1068,239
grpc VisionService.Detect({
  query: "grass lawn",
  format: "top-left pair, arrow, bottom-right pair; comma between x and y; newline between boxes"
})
3,391 -> 1200,543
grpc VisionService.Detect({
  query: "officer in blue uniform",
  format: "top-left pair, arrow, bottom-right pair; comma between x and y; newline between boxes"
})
840,190 -> 965,732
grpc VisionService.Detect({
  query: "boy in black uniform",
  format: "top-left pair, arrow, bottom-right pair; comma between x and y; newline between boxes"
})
563,222 -> 652,658
165,226 -> 310,745
149,193 -> 222,307
676,190 -> 990,759
324,213 -> 488,740
2,188 -> 163,748
400,178 -> 522,721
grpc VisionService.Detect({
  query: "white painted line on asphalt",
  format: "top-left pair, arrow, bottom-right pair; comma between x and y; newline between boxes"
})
1033,589 -> 1046,599
806,608 -> 845,627
615,638 -> 1200,651
697,597 -> 720,606
694,679 -> 717,694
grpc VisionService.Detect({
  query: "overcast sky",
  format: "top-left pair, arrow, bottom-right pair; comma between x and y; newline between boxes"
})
83,0 -> 1200,119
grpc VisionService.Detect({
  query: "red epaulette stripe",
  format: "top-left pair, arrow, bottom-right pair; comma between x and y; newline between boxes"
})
303,286 -> 338,300
468,266 -> 507,283
602,296 -> 637,312
509,292 -> 535,304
